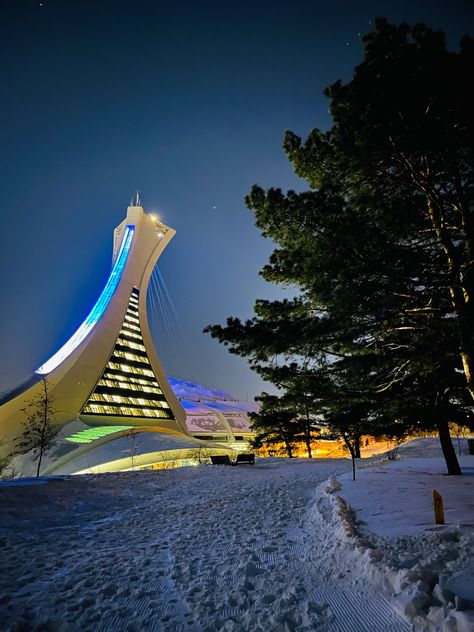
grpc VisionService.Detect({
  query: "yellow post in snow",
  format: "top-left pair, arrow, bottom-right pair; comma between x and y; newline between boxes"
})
433,489 -> 445,524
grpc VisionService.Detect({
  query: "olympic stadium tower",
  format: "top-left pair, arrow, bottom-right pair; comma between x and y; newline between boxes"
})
0,200 -> 242,475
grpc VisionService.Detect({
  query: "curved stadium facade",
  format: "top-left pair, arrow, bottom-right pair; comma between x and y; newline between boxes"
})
0,201 -> 256,476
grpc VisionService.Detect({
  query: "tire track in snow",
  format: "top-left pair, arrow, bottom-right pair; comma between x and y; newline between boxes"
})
308,584 -> 411,632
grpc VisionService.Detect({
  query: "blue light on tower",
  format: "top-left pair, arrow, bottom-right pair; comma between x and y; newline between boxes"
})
36,226 -> 135,375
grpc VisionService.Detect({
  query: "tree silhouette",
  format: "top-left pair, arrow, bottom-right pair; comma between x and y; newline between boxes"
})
206,19 -> 474,475
16,377 -> 58,477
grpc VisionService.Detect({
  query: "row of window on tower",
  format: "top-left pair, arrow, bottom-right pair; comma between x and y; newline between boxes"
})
98,376 -> 164,395
89,392 -> 170,408
81,289 -> 174,420
82,403 -> 170,418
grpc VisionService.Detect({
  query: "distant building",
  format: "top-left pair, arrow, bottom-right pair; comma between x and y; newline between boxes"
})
0,200 -> 254,475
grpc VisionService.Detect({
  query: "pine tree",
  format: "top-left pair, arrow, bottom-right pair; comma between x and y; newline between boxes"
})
286,19 -> 474,402
206,19 -> 474,475
250,393 -> 301,458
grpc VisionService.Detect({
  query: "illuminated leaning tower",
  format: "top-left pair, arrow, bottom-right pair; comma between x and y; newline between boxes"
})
0,198 -> 196,473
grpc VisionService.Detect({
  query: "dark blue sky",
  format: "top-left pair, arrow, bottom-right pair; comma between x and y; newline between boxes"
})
1,0 -> 473,400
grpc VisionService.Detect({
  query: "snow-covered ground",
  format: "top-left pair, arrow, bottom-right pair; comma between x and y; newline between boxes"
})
334,439 -> 474,631
0,438 -> 472,631
339,444 -> 474,538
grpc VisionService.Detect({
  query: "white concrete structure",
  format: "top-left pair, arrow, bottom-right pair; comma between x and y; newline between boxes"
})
0,201 -> 246,474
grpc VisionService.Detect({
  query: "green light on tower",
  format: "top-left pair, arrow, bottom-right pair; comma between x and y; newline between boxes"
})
66,426 -> 134,443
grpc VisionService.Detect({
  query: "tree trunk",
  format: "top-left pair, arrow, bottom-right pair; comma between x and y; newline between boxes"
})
459,308 -> 474,404
341,432 -> 357,480
426,197 -> 474,403
354,434 -> 361,459
280,429 -> 294,458
285,439 -> 294,458
305,422 -> 312,458
36,452 -> 42,478
38,379 -> 48,478
437,417 -> 462,475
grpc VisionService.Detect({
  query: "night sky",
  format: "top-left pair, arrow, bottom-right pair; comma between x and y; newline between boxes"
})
1,0 -> 473,401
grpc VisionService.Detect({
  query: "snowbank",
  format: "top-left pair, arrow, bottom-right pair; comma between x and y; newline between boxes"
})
331,438 -> 474,631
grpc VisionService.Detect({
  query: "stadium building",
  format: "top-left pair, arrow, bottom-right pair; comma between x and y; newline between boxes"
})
0,199 -> 256,475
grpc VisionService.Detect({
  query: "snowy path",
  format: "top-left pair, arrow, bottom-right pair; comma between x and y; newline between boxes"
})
0,460 -> 410,631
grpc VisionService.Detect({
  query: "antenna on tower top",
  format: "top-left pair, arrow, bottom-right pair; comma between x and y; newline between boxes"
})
135,191 -> 142,207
